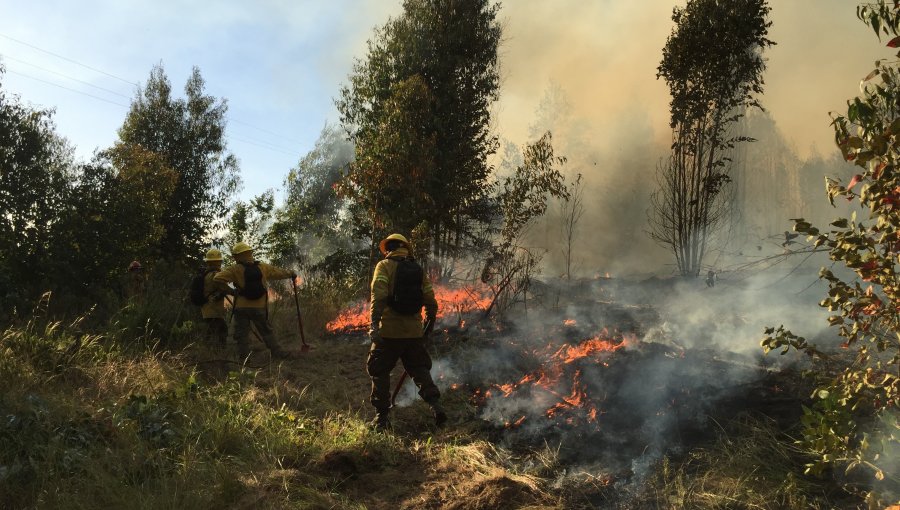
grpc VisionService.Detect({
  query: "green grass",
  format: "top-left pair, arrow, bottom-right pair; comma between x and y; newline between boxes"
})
0,291 -> 867,509
642,414 -> 852,510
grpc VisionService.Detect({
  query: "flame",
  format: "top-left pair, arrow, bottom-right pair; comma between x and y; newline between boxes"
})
325,284 -> 493,334
483,329 -> 634,429
563,319 -> 577,327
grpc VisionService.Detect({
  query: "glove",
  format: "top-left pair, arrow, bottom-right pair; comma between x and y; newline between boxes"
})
369,328 -> 381,343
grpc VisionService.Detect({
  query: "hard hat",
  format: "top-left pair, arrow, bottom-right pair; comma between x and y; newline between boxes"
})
379,233 -> 409,255
231,242 -> 253,255
204,248 -> 223,262
128,260 -> 143,272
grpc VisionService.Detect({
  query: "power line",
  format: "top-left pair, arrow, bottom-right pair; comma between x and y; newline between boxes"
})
0,32 -> 138,86
6,69 -> 128,108
1,53 -> 132,99
228,117 -> 304,145
1,34 -> 307,157
227,134 -> 300,157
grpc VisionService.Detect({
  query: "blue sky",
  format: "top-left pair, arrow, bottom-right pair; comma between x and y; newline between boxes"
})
0,0 -> 885,204
0,1 -> 402,200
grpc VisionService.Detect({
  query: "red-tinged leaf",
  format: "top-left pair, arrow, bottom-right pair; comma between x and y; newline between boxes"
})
846,153 -> 857,161
888,36 -> 900,48
840,342 -> 849,349
848,174 -> 863,189
874,162 -> 887,179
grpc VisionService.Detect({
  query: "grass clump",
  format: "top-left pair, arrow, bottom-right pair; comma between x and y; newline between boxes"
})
642,414 -> 852,509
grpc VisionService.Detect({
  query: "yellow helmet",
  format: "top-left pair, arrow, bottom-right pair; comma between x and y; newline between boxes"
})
379,233 -> 409,255
231,242 -> 253,256
204,248 -> 223,262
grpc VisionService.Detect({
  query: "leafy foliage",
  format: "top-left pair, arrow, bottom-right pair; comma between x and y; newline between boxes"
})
336,0 -> 502,266
117,64 -> 241,260
650,0 -> 774,277
482,133 -> 569,317
278,123 -> 355,267
0,69 -> 72,312
763,2 -> 900,503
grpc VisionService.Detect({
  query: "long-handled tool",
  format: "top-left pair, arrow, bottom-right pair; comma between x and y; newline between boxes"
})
390,318 -> 434,407
291,277 -> 311,353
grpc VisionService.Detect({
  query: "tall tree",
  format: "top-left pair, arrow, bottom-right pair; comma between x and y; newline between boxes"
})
649,0 -> 774,277
0,67 -> 72,308
117,64 -> 240,260
51,146 -> 177,302
336,0 -> 502,269
279,123 -> 354,265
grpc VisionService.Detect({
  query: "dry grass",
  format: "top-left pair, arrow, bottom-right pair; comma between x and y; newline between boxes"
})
0,290 -> 862,509
641,414 -> 851,510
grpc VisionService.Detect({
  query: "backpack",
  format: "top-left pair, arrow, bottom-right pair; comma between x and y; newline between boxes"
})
189,269 -> 215,306
387,256 -> 425,315
238,262 -> 267,300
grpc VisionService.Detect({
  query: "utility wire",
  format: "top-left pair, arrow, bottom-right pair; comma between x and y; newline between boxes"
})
6,69 -> 128,108
1,34 -> 305,156
0,32 -> 138,86
1,53 -> 132,99
225,135 -> 300,157
229,117 -> 304,145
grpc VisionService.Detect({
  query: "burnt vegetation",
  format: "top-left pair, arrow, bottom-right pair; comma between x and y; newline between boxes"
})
1,0 -> 899,509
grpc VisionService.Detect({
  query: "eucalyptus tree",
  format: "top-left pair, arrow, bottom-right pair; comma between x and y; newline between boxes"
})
649,0 -> 774,276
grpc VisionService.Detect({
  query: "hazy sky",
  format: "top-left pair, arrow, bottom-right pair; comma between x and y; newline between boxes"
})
0,0 -> 886,201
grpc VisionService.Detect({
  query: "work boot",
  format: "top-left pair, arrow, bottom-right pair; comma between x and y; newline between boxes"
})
371,410 -> 391,432
430,402 -> 448,427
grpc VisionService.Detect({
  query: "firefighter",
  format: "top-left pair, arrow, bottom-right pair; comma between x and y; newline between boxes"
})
214,242 -> 297,360
367,233 -> 445,431
125,260 -> 146,302
200,248 -> 231,347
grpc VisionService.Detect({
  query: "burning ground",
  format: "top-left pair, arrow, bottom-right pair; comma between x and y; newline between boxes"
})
325,273 -> 824,503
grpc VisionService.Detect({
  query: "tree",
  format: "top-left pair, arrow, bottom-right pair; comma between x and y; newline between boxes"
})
278,123 -> 354,266
649,0 -> 774,277
482,132 -> 569,318
337,75 -> 438,264
336,0 -> 502,269
0,67 -> 72,309
224,191 -> 276,261
560,173 -> 585,281
117,64 -> 240,260
763,2 -> 900,503
50,146 -> 177,303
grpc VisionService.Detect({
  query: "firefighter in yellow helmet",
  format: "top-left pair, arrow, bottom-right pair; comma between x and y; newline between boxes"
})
214,242 -> 298,360
367,233 -> 443,431
198,248 -> 231,347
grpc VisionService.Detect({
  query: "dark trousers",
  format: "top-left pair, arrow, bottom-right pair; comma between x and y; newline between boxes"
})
204,318 -> 227,347
233,308 -> 281,357
366,337 -> 440,411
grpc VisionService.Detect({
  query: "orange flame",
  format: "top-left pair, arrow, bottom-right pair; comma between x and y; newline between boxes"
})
325,284 -> 493,333
485,329 -> 634,428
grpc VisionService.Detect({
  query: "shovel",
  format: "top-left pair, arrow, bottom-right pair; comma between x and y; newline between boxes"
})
291,277 -> 311,353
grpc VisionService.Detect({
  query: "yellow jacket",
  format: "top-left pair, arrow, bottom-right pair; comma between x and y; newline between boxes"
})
214,257 -> 293,309
201,270 -> 226,319
370,247 -> 438,338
